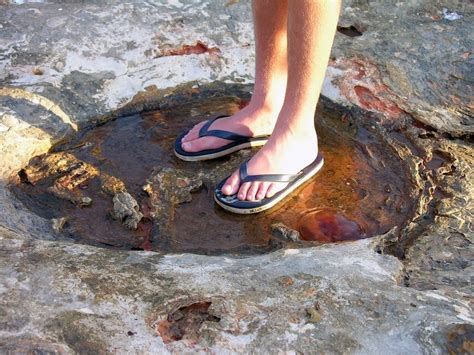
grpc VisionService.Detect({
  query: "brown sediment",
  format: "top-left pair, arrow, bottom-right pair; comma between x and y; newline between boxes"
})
298,209 -> 366,243
10,92 -> 415,255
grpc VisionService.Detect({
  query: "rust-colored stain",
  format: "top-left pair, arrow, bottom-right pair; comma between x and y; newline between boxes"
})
329,58 -> 406,119
354,85 -> 404,117
157,41 -> 220,58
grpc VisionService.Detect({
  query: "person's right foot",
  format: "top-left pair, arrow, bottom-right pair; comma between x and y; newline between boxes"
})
220,119 -> 319,201
180,102 -> 281,153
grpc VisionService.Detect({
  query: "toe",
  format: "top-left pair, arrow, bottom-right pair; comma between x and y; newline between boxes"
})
246,182 -> 261,201
181,140 -> 194,152
266,182 -> 286,198
181,121 -> 206,143
222,171 -> 240,196
181,137 -> 209,152
256,182 -> 271,200
238,182 -> 251,201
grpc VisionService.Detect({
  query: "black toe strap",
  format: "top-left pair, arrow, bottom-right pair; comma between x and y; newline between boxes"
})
239,162 -> 302,183
198,115 -> 251,142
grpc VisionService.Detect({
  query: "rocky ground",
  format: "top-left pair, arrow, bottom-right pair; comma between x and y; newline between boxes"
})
0,1 -> 472,354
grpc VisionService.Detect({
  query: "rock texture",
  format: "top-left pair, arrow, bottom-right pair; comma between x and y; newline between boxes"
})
0,1 -> 472,354
111,192 -> 143,230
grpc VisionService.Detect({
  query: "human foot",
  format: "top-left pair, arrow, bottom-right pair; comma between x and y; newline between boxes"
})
221,124 -> 319,201
180,102 -> 280,153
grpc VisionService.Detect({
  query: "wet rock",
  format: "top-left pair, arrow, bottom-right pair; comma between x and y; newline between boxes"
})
16,152 -> 98,207
53,163 -> 97,191
19,153 -> 96,186
143,167 -> 203,208
143,167 -> 202,235
111,192 -> 143,230
51,217 -> 67,234
101,174 -> 126,195
377,138 -> 474,294
47,184 -> 93,207
78,196 -> 92,207
271,223 -> 301,242
298,209 -> 366,243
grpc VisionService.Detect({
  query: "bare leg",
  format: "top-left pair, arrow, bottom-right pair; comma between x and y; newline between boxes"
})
222,0 -> 341,200
181,0 -> 288,152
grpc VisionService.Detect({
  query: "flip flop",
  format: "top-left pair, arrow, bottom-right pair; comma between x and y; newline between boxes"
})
174,115 -> 270,161
214,153 -> 324,214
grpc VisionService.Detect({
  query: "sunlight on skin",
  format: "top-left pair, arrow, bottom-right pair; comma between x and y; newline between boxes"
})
182,0 -> 341,202
181,0 -> 289,154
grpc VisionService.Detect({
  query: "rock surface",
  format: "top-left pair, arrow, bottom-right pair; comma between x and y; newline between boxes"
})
111,192 -> 143,230
0,0 -> 472,353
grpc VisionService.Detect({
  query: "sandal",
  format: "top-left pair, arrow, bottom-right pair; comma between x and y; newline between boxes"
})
214,153 -> 324,214
174,115 -> 270,161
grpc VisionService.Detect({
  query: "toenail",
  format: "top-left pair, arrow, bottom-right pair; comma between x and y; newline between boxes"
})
182,142 -> 190,149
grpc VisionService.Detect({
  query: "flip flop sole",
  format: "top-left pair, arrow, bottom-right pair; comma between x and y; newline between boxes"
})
214,156 -> 324,214
174,139 -> 267,162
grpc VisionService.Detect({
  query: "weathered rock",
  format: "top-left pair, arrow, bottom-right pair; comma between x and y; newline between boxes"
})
445,324 -> 474,354
143,167 -> 203,215
395,138 -> 474,294
0,232 -> 472,354
306,302 -> 323,323
101,173 -> 126,195
0,1 -> 471,135
111,192 -> 143,230
15,152 -> 98,207
327,2 -> 473,136
143,167 -> 203,237
271,223 -> 301,242
51,217 -> 67,234
19,152 -> 96,186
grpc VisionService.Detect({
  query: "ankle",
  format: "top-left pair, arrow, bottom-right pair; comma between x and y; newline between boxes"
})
248,92 -> 286,116
273,120 -> 316,139
267,127 -> 318,152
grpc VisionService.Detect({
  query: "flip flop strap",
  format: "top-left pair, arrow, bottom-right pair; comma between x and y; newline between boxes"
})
198,115 -> 251,142
239,162 -> 301,183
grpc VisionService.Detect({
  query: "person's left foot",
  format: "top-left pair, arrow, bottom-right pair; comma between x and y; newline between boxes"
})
180,103 -> 280,153
221,122 -> 318,201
